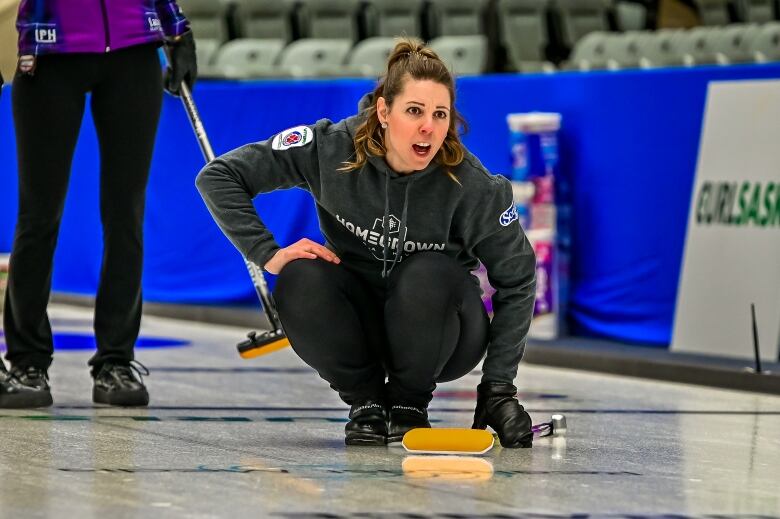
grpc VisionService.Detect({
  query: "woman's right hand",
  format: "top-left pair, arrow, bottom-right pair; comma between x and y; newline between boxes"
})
263,238 -> 341,275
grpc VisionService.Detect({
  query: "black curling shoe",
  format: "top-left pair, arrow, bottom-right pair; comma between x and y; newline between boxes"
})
0,364 -> 53,408
387,404 -> 430,443
93,361 -> 150,407
345,399 -> 387,446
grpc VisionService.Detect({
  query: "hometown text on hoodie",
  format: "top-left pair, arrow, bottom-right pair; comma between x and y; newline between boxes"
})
195,110 -> 536,384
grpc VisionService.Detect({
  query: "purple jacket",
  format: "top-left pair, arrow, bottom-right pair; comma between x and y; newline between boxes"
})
17,0 -> 190,55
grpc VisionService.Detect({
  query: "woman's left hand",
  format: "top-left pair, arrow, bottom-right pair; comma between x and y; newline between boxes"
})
471,381 -> 533,448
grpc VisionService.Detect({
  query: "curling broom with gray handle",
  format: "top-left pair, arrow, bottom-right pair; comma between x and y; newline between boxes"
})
173,77 -> 289,359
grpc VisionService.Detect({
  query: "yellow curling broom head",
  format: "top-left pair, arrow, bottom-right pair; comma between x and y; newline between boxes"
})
402,428 -> 495,455
238,336 -> 290,359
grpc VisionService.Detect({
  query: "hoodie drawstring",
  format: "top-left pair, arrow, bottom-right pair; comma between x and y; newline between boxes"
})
381,171 -> 391,278
381,172 -> 415,279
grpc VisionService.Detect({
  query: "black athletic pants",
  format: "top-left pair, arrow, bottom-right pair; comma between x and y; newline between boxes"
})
274,252 -> 490,407
3,44 -> 163,372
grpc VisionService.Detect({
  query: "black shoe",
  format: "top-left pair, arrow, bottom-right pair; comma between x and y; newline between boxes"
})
345,399 -> 387,446
93,361 -> 149,407
387,404 -> 430,443
1,364 -> 53,408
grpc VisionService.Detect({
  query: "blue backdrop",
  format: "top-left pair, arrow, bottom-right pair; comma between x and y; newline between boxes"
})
2,64 -> 779,346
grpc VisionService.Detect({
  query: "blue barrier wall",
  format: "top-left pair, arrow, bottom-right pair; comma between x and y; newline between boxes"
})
2,65 -> 779,345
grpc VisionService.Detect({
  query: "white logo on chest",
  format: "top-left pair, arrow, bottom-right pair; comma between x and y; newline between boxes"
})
335,214 -> 445,262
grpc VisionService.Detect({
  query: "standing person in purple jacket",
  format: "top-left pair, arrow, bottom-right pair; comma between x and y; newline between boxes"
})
0,0 -> 197,408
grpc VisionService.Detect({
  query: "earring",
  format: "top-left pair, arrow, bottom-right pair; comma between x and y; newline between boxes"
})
381,122 -> 387,129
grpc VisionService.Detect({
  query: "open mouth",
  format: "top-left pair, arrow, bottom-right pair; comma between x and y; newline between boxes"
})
412,142 -> 432,157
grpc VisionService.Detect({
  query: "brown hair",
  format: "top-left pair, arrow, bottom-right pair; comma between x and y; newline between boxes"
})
340,37 -> 466,175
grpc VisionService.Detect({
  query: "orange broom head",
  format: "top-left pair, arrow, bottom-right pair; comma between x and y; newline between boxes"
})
402,428 -> 495,455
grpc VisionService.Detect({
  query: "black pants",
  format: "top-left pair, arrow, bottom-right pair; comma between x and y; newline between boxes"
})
3,44 -> 163,371
274,252 -> 490,407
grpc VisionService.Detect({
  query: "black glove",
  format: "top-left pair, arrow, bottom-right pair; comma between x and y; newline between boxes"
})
164,30 -> 197,96
472,382 -> 533,448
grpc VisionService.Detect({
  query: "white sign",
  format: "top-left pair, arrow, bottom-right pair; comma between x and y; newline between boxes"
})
671,80 -> 780,362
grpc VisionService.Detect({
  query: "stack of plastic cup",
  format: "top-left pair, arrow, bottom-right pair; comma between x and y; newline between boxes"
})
506,112 -> 563,340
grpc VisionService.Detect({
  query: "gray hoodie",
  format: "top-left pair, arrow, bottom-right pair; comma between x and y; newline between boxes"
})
196,104 -> 536,384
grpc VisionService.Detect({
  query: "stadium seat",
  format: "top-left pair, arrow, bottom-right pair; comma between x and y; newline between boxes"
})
177,0 -> 230,43
614,0 -> 648,30
426,0 -> 489,38
496,0 -> 556,72
690,0 -> 732,26
297,0 -> 362,41
602,31 -> 652,68
233,0 -> 295,42
212,39 -> 285,78
276,38 -> 353,77
343,37 -> 396,77
565,30 -> 615,70
553,0 -> 611,52
750,21 -> 780,61
706,23 -> 762,63
677,26 -> 729,64
634,29 -> 692,67
429,35 -> 488,75
363,0 -> 426,39
194,38 -> 221,77
733,0 -> 777,23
